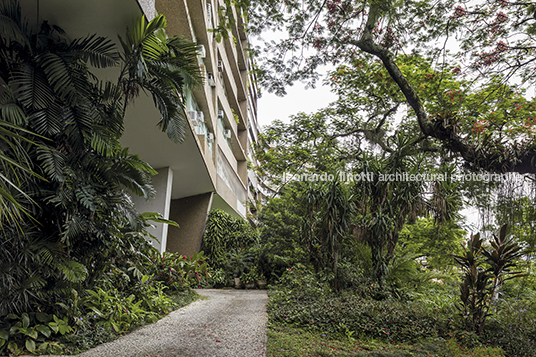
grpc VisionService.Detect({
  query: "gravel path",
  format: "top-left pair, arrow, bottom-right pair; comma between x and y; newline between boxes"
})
42,289 -> 268,357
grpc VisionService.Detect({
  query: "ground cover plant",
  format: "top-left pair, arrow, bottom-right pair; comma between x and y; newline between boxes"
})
265,259 -> 536,356
267,325 -> 506,357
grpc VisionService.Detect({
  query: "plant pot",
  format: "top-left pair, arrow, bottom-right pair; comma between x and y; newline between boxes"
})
256,280 -> 267,289
244,282 -> 255,289
234,277 -> 242,289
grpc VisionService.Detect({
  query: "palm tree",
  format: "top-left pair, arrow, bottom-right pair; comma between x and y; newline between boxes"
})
118,14 -> 202,142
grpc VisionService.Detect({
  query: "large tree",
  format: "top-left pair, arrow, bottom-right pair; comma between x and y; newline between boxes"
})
225,0 -> 536,174
255,108 -> 464,284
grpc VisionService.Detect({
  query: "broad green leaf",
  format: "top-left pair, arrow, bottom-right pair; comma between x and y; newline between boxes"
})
22,313 -> 29,329
7,341 -> 18,353
25,339 -> 36,353
35,325 -> 51,338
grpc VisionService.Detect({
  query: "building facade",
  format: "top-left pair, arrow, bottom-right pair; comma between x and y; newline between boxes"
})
24,0 -> 262,255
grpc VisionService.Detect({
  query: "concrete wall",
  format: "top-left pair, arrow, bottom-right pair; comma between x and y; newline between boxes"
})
131,167 -> 174,254
166,192 -> 214,255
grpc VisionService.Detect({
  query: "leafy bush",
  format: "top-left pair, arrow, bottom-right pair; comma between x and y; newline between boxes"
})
0,247 -> 209,356
207,268 -> 228,287
478,298 -> 536,356
274,264 -> 332,301
269,288 -> 453,343
0,313 -> 72,355
202,209 -> 258,270
269,271 -> 536,356
148,252 -> 210,292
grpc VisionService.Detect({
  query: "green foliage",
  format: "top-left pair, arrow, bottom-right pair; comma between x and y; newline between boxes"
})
0,312 -> 72,355
202,209 -> 259,284
241,269 -> 257,284
256,112 -> 464,288
274,264 -> 332,302
224,248 -> 256,279
399,218 -> 465,271
267,325 -> 506,357
207,268 -> 227,287
452,225 -> 525,334
0,2 -> 201,319
257,184 -> 309,281
118,14 -> 202,143
269,286 -> 452,343
202,209 -> 259,268
148,252 -> 210,291
0,5 -> 206,354
0,252 -> 204,356
480,298 -> 536,356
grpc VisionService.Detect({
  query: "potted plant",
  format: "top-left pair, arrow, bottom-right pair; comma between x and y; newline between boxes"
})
225,250 -> 252,289
209,268 -> 227,288
241,270 -> 256,289
256,270 -> 267,289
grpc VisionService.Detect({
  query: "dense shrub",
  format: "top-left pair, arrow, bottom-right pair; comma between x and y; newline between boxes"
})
269,280 -> 536,356
269,288 -> 453,343
268,262 -> 536,356
0,249 -> 207,356
147,252 -> 210,291
201,209 -> 259,269
478,298 -> 536,356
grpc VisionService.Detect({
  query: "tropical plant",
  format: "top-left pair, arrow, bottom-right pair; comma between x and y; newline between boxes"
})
241,270 -> 257,284
149,252 -> 210,291
301,177 -> 354,290
0,2 -> 202,319
224,249 -> 255,279
202,209 -> 259,269
118,14 -> 202,143
452,225 -> 525,334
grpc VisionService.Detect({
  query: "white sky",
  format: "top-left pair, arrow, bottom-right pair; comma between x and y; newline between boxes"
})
253,30 -> 338,128
257,83 -> 337,127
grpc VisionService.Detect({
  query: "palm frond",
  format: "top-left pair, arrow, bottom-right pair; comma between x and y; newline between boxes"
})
36,147 -> 66,182
61,214 -> 89,245
38,53 -> 83,105
107,148 -> 156,199
0,1 -> 29,48
11,64 -> 55,110
57,260 -> 88,283
68,34 -> 120,68
28,108 -> 63,136
74,184 -> 97,211
143,78 -> 187,142
166,36 -> 203,86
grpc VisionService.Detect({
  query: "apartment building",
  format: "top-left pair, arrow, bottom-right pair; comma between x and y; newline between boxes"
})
23,0 -> 262,255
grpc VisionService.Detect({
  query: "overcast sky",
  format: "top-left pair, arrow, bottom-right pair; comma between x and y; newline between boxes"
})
256,83 -> 337,127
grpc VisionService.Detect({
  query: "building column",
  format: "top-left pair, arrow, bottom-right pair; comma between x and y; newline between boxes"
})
166,192 -> 214,256
132,167 -> 174,254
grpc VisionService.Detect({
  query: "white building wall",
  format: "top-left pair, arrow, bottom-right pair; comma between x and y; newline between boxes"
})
131,167 -> 174,254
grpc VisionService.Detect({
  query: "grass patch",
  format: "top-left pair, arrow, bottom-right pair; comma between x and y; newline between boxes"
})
267,325 -> 505,357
